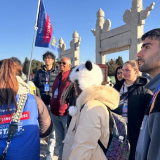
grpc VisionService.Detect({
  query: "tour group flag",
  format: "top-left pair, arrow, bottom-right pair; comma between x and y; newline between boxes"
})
35,0 -> 59,52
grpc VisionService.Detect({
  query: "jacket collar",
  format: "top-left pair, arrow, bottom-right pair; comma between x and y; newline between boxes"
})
42,65 -> 55,72
133,76 -> 147,86
115,77 -> 147,90
58,70 -> 70,80
145,73 -> 160,93
76,85 -> 120,111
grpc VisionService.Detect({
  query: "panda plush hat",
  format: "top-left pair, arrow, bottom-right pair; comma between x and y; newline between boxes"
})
69,60 -> 119,117
69,60 -> 103,91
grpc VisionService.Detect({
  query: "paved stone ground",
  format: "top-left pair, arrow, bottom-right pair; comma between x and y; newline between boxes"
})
40,139 -> 58,160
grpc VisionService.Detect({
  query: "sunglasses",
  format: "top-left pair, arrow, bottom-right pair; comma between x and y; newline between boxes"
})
59,62 -> 66,65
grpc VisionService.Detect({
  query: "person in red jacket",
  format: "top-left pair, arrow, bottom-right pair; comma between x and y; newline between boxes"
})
50,57 -> 71,160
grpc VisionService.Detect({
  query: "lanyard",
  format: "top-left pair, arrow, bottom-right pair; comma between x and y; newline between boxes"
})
121,84 -> 136,101
121,84 -> 128,101
45,70 -> 52,83
149,85 -> 160,107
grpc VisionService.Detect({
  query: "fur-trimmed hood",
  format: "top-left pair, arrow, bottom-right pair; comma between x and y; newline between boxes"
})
76,85 -> 120,110
16,76 -> 31,94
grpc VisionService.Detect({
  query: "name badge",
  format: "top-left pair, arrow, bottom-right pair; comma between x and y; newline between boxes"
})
44,84 -> 49,91
54,88 -> 58,98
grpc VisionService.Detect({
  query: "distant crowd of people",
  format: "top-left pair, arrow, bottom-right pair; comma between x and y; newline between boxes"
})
0,28 -> 160,160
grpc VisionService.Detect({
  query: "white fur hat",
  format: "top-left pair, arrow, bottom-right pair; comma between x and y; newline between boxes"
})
69,61 -> 103,91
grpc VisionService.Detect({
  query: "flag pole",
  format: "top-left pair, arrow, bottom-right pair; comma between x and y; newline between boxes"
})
27,0 -> 41,82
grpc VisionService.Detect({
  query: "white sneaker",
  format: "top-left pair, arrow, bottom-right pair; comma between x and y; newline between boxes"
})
46,155 -> 53,160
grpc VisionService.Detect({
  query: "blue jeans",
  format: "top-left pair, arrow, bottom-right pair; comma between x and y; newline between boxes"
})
46,106 -> 58,156
52,114 -> 68,160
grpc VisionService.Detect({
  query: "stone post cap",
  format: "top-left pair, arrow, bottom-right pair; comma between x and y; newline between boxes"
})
72,31 -> 79,38
59,37 -> 64,44
131,0 -> 143,10
97,8 -> 105,17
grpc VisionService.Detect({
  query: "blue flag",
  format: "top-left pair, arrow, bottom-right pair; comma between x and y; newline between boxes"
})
35,0 -> 59,52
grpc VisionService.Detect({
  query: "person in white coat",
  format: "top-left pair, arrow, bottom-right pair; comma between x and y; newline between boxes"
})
62,60 -> 120,160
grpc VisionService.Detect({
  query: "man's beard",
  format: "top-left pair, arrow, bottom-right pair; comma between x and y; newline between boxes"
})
138,54 -> 160,74
138,58 -> 150,73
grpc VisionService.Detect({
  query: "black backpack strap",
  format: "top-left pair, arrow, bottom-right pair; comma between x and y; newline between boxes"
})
98,107 -> 114,154
80,104 -> 85,112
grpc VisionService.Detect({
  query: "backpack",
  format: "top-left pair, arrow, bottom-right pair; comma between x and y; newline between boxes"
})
80,104 -> 130,160
98,107 -> 130,160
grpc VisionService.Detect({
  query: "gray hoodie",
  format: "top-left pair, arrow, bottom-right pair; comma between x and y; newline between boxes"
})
135,73 -> 160,160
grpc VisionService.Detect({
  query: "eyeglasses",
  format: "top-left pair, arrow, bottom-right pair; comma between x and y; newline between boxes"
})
59,62 -> 66,65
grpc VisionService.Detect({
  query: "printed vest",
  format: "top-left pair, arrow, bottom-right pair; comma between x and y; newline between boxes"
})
0,94 -> 40,160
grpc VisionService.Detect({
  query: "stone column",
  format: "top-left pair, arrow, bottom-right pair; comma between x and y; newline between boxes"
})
123,0 -> 155,60
70,31 -> 81,66
92,8 -> 106,64
130,0 -> 143,60
58,37 -> 66,60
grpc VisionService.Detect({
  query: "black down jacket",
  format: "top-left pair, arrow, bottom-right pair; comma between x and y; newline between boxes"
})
33,65 -> 58,105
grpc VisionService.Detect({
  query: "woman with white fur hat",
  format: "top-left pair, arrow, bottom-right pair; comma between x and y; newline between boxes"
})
62,61 -> 120,160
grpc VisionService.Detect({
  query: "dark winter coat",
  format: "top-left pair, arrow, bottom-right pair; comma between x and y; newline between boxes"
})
33,65 -> 58,105
114,77 -> 152,160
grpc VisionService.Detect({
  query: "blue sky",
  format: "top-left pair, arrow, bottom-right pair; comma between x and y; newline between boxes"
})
0,0 -> 159,64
